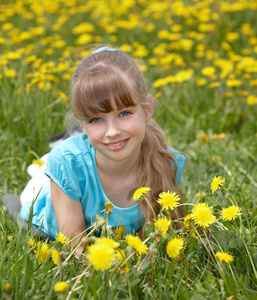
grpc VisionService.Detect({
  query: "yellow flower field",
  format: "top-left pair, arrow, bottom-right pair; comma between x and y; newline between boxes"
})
0,0 -> 257,299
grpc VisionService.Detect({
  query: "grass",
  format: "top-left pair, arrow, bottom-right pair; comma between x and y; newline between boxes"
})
1,0 -> 257,299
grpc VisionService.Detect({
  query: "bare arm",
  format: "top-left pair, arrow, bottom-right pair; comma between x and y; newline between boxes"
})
50,179 -> 87,255
137,226 -> 144,240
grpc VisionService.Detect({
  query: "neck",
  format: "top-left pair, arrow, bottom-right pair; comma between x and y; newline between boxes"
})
95,150 -> 140,178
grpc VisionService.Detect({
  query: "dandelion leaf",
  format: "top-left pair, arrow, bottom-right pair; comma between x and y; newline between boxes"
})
253,253 -> 257,269
238,280 -> 257,300
190,294 -> 208,300
224,275 -> 237,295
213,230 -> 238,251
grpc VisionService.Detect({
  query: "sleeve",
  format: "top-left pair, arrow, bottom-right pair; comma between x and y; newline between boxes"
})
44,144 -> 84,201
168,146 -> 186,185
174,153 -> 186,184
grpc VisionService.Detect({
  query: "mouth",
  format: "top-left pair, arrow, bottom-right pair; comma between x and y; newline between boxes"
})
104,138 -> 130,150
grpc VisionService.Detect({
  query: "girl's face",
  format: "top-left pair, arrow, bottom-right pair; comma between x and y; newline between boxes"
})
81,101 -> 153,164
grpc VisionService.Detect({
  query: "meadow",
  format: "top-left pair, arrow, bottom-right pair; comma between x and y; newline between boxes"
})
0,0 -> 257,299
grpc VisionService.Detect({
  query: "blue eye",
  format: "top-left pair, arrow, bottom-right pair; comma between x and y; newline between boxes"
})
90,117 -> 102,123
120,111 -> 130,117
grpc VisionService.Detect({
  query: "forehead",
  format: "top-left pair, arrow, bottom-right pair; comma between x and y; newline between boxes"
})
88,98 -> 137,116
72,61 -> 142,120
84,90 -> 138,117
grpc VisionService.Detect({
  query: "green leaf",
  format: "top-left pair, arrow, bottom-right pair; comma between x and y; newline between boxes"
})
205,271 -> 216,284
191,295 -> 208,300
213,230 -> 237,251
253,253 -> 257,268
224,276 -> 237,295
239,280 -> 257,300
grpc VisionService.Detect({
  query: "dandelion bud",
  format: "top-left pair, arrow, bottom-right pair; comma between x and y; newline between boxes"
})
3,282 -> 12,294
81,237 -> 89,245
155,236 -> 161,243
104,199 -> 113,216
97,215 -> 107,226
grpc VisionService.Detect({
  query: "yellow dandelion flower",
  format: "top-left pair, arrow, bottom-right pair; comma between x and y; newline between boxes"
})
5,69 -> 17,78
75,33 -> 92,45
6,51 -> 21,60
133,187 -> 151,201
120,44 -> 132,52
51,249 -> 60,265
72,22 -> 94,35
59,92 -> 67,103
250,79 -> 257,87
247,95 -> 257,105
157,191 -> 180,211
209,82 -> 220,89
87,243 -> 115,271
115,226 -> 126,240
226,32 -> 239,42
196,132 -> 209,144
126,234 -> 148,255
62,73 -> 72,80
36,242 -> 50,264
3,23 -> 13,31
211,176 -> 225,193
226,79 -> 241,87
55,232 -> 69,244
27,237 -> 36,248
183,214 -> 198,239
53,281 -> 68,292
166,237 -> 184,259
183,214 -> 194,231
221,206 -> 241,221
154,217 -> 171,238
201,66 -> 216,77
210,133 -> 226,141
7,235 -> 13,243
45,48 -> 53,56
192,203 -> 216,229
95,237 -> 120,249
196,78 -> 207,86
215,251 -> 234,263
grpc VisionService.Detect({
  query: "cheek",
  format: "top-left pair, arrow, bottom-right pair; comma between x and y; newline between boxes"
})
127,121 -> 146,137
84,126 -> 103,143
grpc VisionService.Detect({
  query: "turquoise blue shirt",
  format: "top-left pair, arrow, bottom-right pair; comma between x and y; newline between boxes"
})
20,133 -> 185,239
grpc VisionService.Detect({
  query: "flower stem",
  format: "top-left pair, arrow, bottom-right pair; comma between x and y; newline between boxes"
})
144,197 -> 156,219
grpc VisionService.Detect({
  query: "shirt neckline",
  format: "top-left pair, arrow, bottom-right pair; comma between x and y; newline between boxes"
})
92,147 -> 139,211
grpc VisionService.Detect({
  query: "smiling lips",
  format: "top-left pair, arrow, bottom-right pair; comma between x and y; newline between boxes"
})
104,138 -> 130,150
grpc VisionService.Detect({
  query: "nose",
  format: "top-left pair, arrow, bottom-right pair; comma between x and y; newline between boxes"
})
105,119 -> 121,138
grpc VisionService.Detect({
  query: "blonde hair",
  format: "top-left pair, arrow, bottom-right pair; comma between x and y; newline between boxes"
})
71,47 -> 185,222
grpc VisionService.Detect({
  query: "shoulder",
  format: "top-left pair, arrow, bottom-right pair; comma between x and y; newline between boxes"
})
168,146 -> 186,164
49,133 -> 93,157
45,133 -> 96,200
45,133 -> 96,178
168,146 -> 186,184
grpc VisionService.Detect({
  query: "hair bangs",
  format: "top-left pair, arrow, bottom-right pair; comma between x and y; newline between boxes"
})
72,63 -> 138,119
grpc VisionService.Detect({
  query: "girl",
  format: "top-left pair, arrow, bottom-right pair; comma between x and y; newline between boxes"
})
19,46 -> 186,254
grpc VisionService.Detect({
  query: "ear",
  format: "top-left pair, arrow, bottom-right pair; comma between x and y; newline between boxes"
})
145,95 -> 154,122
79,121 -> 87,134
